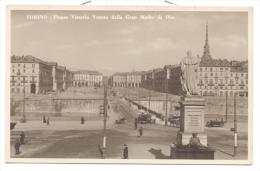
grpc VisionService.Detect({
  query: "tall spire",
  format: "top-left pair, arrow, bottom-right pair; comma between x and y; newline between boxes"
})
202,21 -> 212,61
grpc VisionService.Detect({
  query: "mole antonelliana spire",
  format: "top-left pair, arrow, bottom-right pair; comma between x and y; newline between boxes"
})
202,21 -> 212,61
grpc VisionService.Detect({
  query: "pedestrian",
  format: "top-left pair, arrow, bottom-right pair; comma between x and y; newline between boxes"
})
134,118 -> 138,130
139,126 -> 143,137
20,131 -> 25,145
43,115 -> 46,123
46,117 -> 50,125
123,144 -> 128,159
170,142 -> 175,159
14,138 -> 20,155
81,116 -> 85,124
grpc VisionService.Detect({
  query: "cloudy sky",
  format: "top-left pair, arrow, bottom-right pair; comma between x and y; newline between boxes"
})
11,10 -> 248,75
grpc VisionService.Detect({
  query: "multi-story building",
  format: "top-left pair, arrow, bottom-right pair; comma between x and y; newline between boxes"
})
73,70 -> 103,87
140,23 -> 248,97
11,55 -> 53,94
110,72 -> 127,87
111,71 -> 143,88
196,23 -> 248,97
10,55 -> 73,94
126,72 -> 143,87
140,65 -> 183,95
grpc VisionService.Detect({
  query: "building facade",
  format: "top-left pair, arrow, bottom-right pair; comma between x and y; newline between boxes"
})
197,60 -> 248,97
111,72 -> 143,88
140,22 -> 248,97
196,23 -> 248,97
73,70 -> 103,87
11,55 -> 73,94
140,65 -> 183,95
11,55 -> 52,94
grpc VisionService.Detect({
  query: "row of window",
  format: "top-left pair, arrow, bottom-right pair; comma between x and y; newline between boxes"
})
198,85 -> 247,90
200,90 -> 246,96
199,67 -> 229,72
198,72 -> 247,78
12,63 -> 36,68
199,79 -> 247,85
12,68 -> 35,74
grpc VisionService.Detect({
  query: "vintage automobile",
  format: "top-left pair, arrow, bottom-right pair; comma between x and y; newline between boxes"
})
115,117 -> 126,124
168,116 -> 180,128
137,113 -> 156,124
206,119 -> 224,127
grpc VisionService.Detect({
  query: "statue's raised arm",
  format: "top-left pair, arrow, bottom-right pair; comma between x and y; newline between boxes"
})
180,50 -> 199,96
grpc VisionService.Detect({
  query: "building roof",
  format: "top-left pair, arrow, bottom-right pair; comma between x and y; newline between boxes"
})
73,70 -> 103,75
11,55 -> 45,64
113,71 -> 144,76
57,65 -> 66,71
199,58 -> 231,67
11,55 -> 59,67
164,64 -> 180,69
230,61 -> 248,73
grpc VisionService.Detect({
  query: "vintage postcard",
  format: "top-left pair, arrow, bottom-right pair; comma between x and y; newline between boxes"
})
6,6 -> 253,164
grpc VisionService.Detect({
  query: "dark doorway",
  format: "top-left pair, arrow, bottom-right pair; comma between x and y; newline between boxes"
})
31,83 -> 36,94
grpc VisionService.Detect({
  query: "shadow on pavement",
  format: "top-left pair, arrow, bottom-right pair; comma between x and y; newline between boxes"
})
214,147 -> 234,157
148,148 -> 170,159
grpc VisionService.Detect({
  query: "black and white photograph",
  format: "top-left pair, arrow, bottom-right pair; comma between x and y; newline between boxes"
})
6,6 -> 252,164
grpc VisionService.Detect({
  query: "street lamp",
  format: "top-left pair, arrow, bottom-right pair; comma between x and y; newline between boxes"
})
21,76 -> 27,123
102,76 -> 108,158
164,66 -> 170,126
225,92 -> 228,122
233,92 -> 238,157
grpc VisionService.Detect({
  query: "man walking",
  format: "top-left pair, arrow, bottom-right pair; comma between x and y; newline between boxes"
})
123,144 -> 128,159
46,117 -> 50,125
81,116 -> 85,124
43,115 -> 46,123
15,138 -> 20,155
139,126 -> 143,137
134,118 -> 138,130
20,131 -> 25,144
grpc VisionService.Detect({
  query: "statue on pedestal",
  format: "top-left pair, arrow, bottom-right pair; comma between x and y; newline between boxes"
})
180,50 -> 199,96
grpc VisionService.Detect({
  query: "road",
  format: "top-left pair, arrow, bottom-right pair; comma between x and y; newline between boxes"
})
10,93 -> 248,159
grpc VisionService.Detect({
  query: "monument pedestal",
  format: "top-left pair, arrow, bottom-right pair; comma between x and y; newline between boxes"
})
177,96 -> 207,146
171,96 -> 215,159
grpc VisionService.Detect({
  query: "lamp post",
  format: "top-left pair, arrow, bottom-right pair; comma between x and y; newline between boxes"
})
102,76 -> 108,158
164,67 -> 170,126
21,76 -> 26,123
148,70 -> 155,114
233,92 -> 238,157
148,91 -> 151,113
225,92 -> 228,122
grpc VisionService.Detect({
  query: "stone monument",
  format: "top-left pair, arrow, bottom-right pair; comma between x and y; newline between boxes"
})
177,50 -> 207,146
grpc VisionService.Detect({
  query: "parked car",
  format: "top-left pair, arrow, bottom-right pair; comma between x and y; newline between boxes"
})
137,113 -> 155,124
206,119 -> 224,127
168,116 -> 180,128
115,117 -> 126,124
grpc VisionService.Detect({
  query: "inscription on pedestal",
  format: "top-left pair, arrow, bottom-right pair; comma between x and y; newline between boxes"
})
184,109 -> 203,133
180,98 -> 205,133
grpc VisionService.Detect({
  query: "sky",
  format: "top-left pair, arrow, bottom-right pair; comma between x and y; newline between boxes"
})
11,10 -> 248,75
